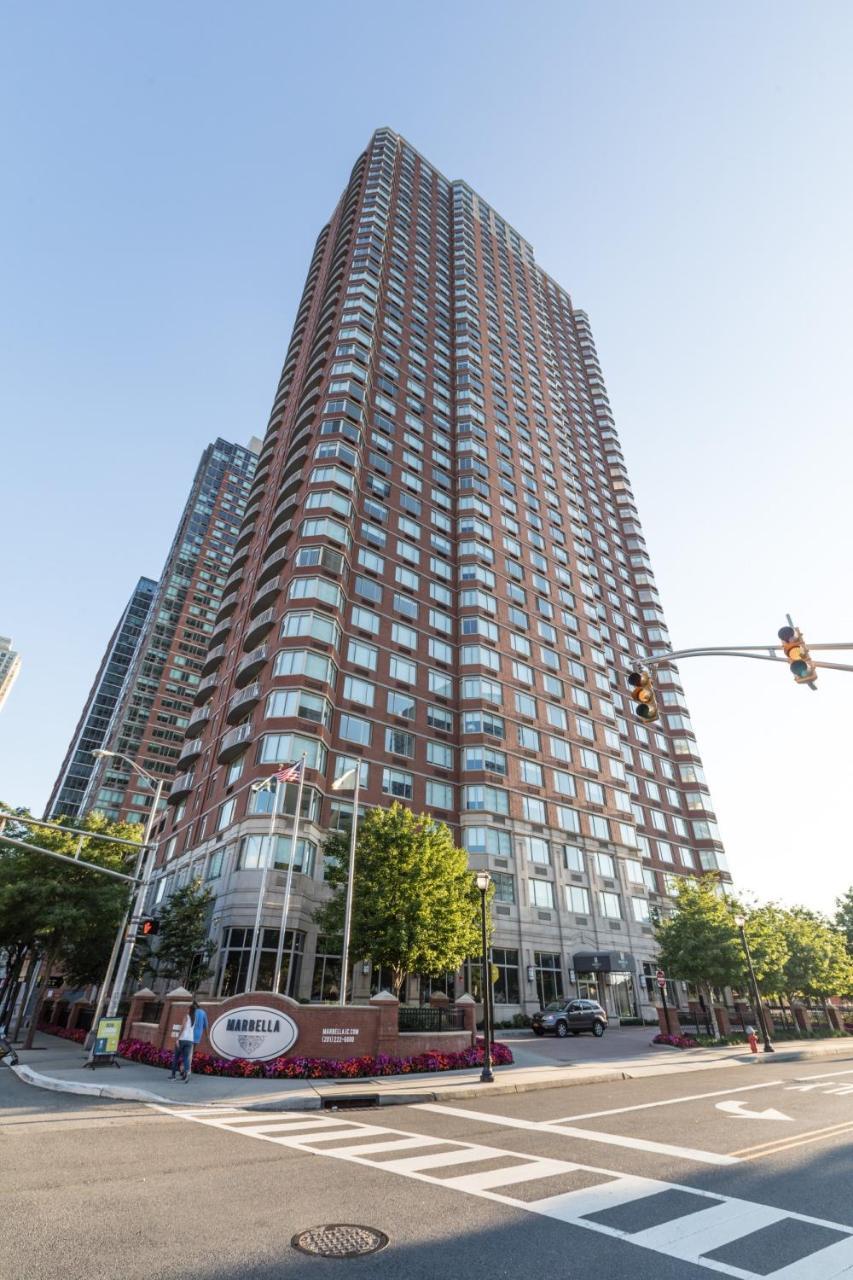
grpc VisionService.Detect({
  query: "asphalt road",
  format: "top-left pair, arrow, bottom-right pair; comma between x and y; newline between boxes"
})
3,1051 -> 853,1279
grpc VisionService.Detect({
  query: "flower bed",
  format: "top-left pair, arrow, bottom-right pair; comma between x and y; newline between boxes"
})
38,1024 -> 87,1044
118,1036 -> 513,1079
652,1032 -> 699,1050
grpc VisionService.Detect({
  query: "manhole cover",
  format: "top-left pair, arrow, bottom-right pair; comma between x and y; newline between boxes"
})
292,1224 -> 389,1259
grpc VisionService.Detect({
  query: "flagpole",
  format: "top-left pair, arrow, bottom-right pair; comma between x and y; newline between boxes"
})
339,770 -> 361,1007
248,774 -> 280,992
273,753 -> 307,995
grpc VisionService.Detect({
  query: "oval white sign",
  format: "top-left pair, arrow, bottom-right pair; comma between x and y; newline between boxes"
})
209,1005 -> 299,1061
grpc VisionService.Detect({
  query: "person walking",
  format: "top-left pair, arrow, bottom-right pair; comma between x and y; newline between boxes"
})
169,1000 -> 208,1081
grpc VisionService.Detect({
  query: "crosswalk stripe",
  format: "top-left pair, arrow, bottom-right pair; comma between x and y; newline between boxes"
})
153,1104 -> 853,1278
629,1200 -> 787,1262
767,1234 -> 853,1278
445,1157 -> 578,1192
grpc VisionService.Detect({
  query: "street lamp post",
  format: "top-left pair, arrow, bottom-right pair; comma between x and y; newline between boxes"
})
475,870 -> 494,1084
734,913 -> 774,1053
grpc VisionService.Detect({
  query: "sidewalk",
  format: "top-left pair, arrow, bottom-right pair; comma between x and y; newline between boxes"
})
8,1032 -> 853,1111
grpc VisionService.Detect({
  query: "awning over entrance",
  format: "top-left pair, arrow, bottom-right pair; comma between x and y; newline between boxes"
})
572,950 -> 635,974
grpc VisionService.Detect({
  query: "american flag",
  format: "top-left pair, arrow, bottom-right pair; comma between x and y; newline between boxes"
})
274,759 -> 303,784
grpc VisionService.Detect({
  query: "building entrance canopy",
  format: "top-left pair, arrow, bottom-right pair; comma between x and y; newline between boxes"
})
573,950 -> 635,974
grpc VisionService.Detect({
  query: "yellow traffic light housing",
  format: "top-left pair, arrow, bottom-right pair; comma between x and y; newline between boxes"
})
627,669 -> 659,722
778,626 -> 817,685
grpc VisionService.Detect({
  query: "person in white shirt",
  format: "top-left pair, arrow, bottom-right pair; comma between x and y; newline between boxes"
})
169,1001 -> 207,1081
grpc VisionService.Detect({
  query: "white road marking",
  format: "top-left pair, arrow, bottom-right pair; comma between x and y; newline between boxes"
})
794,1066 -> 853,1081
715,1100 -> 791,1121
154,1105 -> 853,1279
419,1102 -> 739,1166
550,1079 -> 783,1123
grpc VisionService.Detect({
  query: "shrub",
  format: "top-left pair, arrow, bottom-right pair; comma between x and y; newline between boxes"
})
652,1032 -> 699,1050
38,1023 -> 87,1044
117,1036 -> 514,1079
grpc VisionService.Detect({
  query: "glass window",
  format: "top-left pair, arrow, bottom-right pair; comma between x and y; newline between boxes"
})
273,649 -> 336,685
347,639 -> 377,670
596,852 -> 615,877
343,675 -> 374,707
599,891 -> 622,920
426,780 -> 453,809
563,846 -> 584,873
534,952 -> 564,1003
382,767 -> 413,799
427,741 -> 453,768
265,688 -> 332,726
385,728 -> 414,756
523,796 -> 546,823
530,879 -> 555,909
566,885 -> 590,914
389,655 -> 417,684
339,714 -> 371,746
281,611 -> 340,647
492,875 -> 515,905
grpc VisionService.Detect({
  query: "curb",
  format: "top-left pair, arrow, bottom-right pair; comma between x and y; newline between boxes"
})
11,1039 -> 852,1111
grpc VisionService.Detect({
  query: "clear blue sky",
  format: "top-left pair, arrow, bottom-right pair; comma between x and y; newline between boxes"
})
2,2 -> 851,914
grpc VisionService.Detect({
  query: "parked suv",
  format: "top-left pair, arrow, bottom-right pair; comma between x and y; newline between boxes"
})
531,999 -> 608,1038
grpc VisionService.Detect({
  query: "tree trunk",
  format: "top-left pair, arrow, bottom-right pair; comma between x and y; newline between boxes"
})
703,984 -> 720,1039
23,950 -> 55,1049
785,993 -> 802,1036
0,945 -> 26,1024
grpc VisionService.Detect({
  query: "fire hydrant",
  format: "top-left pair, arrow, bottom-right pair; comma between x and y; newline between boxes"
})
747,1026 -> 759,1055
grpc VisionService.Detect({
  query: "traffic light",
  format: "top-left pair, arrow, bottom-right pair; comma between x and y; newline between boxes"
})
139,917 -> 160,938
778,625 -> 817,685
627,669 -> 659,722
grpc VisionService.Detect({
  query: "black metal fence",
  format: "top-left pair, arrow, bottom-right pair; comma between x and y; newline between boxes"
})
398,1006 -> 466,1033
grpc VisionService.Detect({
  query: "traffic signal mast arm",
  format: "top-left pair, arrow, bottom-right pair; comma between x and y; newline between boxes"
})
641,644 -> 853,673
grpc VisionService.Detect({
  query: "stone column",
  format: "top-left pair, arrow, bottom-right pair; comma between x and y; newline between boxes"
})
656,1006 -> 681,1035
793,1005 -> 812,1035
369,990 -> 399,1058
456,993 -> 477,1045
826,1005 -> 847,1033
714,1006 -> 731,1037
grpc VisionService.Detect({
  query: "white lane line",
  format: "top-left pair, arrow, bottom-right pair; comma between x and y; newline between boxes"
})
550,1079 -> 783,1123
418,1102 -> 739,1166
794,1066 -> 853,1081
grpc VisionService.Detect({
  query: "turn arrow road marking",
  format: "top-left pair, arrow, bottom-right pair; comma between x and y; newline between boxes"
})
716,1099 -> 792,1121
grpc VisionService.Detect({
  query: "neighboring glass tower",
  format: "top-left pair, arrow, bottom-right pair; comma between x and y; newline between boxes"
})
0,637 -> 21,713
45,577 -> 158,820
157,129 -> 727,1017
82,438 -> 259,827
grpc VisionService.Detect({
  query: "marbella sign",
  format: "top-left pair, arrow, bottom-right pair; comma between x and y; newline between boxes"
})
209,1005 -> 299,1061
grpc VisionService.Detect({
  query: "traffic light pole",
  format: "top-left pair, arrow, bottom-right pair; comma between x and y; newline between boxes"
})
105,776 -> 164,1019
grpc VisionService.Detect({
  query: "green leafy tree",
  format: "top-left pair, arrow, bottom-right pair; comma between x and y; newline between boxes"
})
150,878 -> 214,989
315,803 -> 484,999
834,888 -> 853,957
0,805 -> 141,1044
781,909 -> 853,1005
654,876 -> 746,1036
743,904 -> 790,999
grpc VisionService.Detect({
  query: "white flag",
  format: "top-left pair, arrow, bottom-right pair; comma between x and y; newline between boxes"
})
331,766 -> 359,792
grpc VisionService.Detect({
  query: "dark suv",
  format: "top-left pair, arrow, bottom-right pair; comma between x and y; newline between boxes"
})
531,999 -> 608,1038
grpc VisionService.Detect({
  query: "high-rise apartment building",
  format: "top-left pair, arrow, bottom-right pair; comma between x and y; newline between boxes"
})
157,129 -> 727,1017
82,438 -> 259,827
0,637 -> 21,712
45,576 -> 158,820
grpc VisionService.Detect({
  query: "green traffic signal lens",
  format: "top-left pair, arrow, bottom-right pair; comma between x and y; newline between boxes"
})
636,704 -> 654,720
790,659 -> 809,678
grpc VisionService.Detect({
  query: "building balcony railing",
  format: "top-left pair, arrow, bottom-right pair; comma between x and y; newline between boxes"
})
257,546 -> 289,587
234,520 -> 256,552
184,704 -> 211,739
166,772 -> 195,805
177,737 -> 203,767
216,590 -> 240,621
249,576 -> 280,618
200,643 -> 226,677
265,520 -> 293,557
226,682 -> 261,724
217,722 -> 253,765
193,674 -> 219,706
234,645 -> 268,688
243,607 -> 276,651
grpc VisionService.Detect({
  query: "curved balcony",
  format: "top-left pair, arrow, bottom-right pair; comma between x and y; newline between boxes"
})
249,576 -> 280,617
257,546 -> 289,586
269,497 -> 297,536
222,564 -> 244,593
235,644 -> 268,688
234,520 -> 257,552
200,643 -> 226,677
208,617 -> 232,648
226,682 -> 261,724
177,737 -> 203,767
167,772 -> 195,805
216,589 -> 240,622
184,704 -> 211,739
194,674 -> 218,706
228,543 -> 250,575
265,519 -> 294,557
243,607 -> 276,651
217,722 -> 253,765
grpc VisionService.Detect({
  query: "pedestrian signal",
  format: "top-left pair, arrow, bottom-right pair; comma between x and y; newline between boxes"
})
139,917 -> 160,937
627,669 -> 659,722
778,626 -> 817,686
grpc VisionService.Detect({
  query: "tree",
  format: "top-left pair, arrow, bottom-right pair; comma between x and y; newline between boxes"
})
834,888 -> 853,957
781,909 -> 853,1005
0,805 -> 141,1044
149,878 -> 214,989
654,876 -> 746,1037
315,803 -> 484,999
